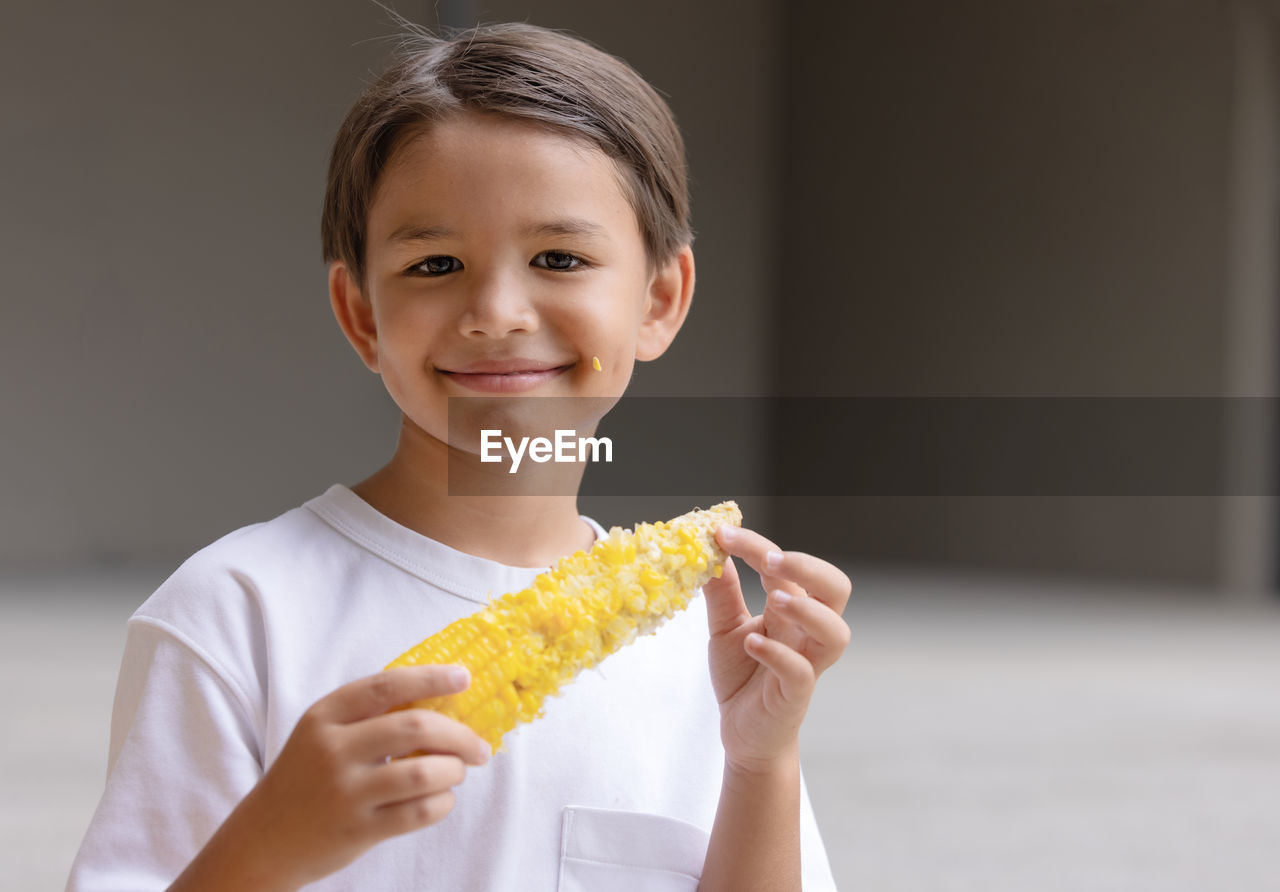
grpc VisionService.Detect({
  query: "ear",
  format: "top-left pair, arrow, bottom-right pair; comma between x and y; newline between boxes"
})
329,262 -> 380,373
636,245 -> 695,361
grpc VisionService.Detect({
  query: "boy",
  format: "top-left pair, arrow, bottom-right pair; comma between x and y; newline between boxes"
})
68,19 -> 851,891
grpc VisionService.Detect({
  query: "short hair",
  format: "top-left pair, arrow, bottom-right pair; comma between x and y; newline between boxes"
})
321,19 -> 694,294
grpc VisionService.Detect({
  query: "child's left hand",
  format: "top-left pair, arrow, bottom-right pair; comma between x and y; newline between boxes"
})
703,524 -> 852,774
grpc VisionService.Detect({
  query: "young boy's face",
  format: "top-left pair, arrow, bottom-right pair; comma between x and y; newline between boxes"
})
331,110 -> 691,455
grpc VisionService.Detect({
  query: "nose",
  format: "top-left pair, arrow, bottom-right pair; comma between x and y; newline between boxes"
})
456,270 -> 539,339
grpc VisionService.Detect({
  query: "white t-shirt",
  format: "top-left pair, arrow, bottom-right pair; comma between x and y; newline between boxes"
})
67,485 -> 837,891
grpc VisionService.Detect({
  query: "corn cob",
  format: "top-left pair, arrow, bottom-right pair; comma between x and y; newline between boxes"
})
385,501 -> 742,751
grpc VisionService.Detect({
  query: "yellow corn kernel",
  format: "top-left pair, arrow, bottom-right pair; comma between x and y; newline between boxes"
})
592,355 -> 602,371
385,501 -> 742,752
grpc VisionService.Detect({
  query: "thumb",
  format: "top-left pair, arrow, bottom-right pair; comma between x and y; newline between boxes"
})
322,665 -> 472,724
703,555 -> 752,637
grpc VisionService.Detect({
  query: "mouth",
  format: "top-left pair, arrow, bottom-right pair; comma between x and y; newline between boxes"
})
439,360 -> 574,394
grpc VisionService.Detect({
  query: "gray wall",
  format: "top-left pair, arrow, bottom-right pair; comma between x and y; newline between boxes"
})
3,0 -> 1274,591
3,2 -> 401,567
773,0 -> 1265,588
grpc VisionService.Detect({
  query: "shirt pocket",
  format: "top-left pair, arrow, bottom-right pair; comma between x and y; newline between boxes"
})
557,805 -> 710,892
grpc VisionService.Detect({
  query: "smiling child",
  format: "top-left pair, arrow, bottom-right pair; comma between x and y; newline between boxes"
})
67,20 -> 850,892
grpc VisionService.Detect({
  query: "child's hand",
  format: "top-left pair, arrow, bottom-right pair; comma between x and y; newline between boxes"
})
703,525 -> 851,775
174,665 -> 491,891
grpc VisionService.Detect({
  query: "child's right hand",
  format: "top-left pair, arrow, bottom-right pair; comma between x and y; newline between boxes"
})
171,665 -> 490,892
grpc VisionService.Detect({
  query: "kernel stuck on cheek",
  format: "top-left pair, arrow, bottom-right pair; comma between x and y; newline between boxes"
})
592,356 -> 602,372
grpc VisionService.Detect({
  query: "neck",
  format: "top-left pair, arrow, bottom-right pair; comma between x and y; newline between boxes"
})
350,416 -> 597,567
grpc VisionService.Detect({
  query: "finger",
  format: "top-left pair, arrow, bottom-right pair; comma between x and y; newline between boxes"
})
718,525 -> 852,614
744,632 -> 816,704
714,525 -> 795,595
768,589 -> 852,673
763,552 -> 852,615
317,665 -> 472,725
702,555 -> 753,638
370,789 -> 457,837
348,706 -> 491,766
364,754 -> 467,807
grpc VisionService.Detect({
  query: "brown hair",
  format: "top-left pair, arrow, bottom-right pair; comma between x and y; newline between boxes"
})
321,17 -> 694,294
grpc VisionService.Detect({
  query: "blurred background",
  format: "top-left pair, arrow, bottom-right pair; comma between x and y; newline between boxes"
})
4,0 -> 1280,889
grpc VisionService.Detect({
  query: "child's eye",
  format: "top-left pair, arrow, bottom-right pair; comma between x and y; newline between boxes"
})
533,251 -> 589,271
412,255 -> 463,276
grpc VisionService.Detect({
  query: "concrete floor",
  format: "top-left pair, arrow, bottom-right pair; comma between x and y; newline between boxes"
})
4,565 -> 1280,891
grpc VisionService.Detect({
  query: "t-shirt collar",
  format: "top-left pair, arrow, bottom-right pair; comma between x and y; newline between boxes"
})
304,484 -> 606,605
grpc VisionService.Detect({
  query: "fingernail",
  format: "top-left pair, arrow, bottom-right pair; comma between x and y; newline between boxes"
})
448,666 -> 470,688
718,524 -> 737,543
772,589 -> 791,607
765,550 -> 783,570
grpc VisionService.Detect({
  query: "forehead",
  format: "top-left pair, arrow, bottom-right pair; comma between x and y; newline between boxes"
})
368,112 -> 641,247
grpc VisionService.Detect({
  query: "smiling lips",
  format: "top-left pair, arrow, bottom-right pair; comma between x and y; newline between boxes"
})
440,358 -> 574,393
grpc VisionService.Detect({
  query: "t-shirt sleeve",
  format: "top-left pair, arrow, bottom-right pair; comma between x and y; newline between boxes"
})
66,617 -> 264,892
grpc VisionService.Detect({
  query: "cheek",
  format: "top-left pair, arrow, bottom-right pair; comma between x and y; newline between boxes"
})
375,298 -> 442,362
375,357 -> 413,408
583,349 -> 636,399
373,325 -> 440,404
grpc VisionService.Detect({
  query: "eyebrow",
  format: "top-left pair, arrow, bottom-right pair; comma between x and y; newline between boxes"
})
387,218 -> 611,244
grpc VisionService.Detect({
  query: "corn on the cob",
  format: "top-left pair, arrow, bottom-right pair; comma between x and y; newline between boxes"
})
385,501 -> 742,751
